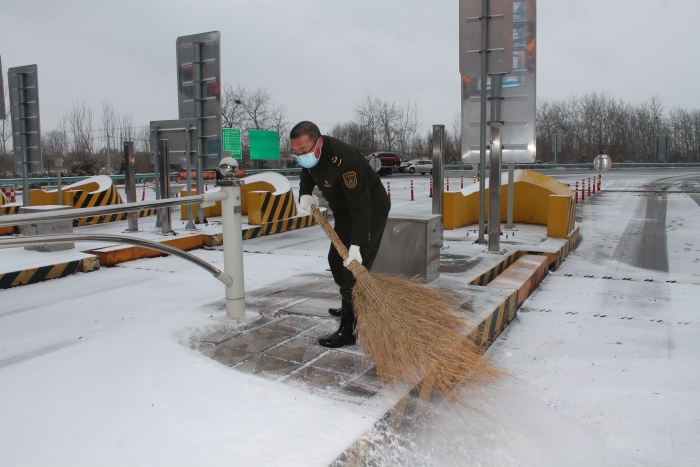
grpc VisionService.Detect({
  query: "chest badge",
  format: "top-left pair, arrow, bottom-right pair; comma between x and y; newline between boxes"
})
343,171 -> 358,189
323,180 -> 332,188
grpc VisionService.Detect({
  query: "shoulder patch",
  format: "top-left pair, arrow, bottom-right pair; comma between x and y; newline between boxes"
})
343,171 -> 358,189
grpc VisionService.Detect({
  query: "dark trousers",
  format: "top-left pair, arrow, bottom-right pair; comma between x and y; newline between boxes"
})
328,192 -> 390,302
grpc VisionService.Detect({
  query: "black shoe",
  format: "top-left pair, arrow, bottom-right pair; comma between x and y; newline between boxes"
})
319,299 -> 356,348
328,306 -> 341,317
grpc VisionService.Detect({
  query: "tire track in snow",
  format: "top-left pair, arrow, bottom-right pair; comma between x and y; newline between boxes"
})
0,340 -> 82,369
607,195 -> 669,275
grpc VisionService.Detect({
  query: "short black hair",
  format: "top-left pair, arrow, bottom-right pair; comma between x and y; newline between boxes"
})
290,121 -> 321,140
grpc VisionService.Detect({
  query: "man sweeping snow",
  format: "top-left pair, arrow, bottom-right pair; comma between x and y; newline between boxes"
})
290,121 -> 390,348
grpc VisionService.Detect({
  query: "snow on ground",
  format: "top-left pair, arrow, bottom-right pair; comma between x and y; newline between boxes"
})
0,241 -> 394,466
1,169 -> 699,466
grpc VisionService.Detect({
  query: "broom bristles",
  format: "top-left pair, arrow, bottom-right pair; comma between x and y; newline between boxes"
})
311,206 -> 503,399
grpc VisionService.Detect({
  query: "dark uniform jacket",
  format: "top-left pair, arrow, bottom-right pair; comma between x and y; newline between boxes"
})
299,135 -> 389,247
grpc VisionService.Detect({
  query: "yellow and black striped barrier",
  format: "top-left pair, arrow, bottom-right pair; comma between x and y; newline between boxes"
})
246,189 -> 297,225
0,256 -> 100,289
243,212 -> 320,240
203,210 -> 327,247
469,251 -> 520,286
0,197 -> 21,235
72,184 -> 155,226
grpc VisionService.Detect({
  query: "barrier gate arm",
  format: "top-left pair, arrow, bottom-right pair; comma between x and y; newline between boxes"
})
0,233 -> 233,287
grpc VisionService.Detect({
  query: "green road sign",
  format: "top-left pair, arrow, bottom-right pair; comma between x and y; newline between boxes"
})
249,130 -> 280,160
222,128 -> 242,159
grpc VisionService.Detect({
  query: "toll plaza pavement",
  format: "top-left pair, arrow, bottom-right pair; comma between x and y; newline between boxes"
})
339,169 -> 700,466
0,169 -> 699,466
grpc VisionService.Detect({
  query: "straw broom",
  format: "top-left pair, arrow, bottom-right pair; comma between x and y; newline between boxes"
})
310,206 -> 502,399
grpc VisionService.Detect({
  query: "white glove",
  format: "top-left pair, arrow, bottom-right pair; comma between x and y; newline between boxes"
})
298,194 -> 317,215
344,245 -> 363,268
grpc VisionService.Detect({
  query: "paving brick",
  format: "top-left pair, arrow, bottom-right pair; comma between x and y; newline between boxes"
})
302,320 -> 341,339
199,329 -> 241,345
278,297 -> 344,318
312,351 -> 368,376
349,367 -> 383,392
263,337 -> 325,364
339,383 -> 378,399
261,315 -> 320,335
218,328 -> 291,354
287,365 -> 347,392
236,355 -> 300,379
211,345 -> 252,367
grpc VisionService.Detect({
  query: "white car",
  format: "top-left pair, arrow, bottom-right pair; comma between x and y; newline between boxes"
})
406,159 -> 433,175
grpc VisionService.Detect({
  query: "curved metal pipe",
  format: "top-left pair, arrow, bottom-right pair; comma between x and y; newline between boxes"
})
0,233 -> 233,287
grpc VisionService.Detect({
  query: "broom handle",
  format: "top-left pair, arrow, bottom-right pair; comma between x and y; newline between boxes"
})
310,205 -> 349,260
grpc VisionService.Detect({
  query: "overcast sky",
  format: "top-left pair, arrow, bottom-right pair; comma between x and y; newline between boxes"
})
1,0 -> 696,136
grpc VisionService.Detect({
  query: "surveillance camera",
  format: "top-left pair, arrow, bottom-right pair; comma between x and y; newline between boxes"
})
218,157 -> 240,179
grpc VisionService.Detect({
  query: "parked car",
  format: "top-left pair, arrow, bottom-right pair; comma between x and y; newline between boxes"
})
399,159 -> 418,172
366,152 -> 402,176
406,159 -> 433,175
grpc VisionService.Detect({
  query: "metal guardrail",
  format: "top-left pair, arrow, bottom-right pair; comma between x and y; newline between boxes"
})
443,162 -> 700,170
0,173 -> 180,186
0,233 -> 232,286
0,191 -> 227,228
0,186 -> 247,320
2,162 -> 699,187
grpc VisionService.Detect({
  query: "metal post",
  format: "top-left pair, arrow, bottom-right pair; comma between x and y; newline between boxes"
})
504,163 -> 516,230
432,125 -> 445,216
56,170 -> 62,205
158,140 -> 172,234
151,126 -> 162,228
488,124 -> 503,252
17,73 -> 30,207
184,124 -> 197,230
193,41 -> 205,224
477,0 -> 490,244
219,180 -> 246,320
124,141 -> 138,232
55,157 -> 63,206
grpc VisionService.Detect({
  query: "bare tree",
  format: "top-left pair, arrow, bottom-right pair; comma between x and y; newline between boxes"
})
222,83 -> 288,132
535,92 -> 679,163
335,95 -> 424,158
42,125 -> 69,175
68,99 -> 95,157
135,125 -> 150,154
221,82 -> 248,129
1,74 -> 14,177
118,112 -> 135,147
66,99 -> 96,174
220,83 -> 289,167
101,101 -> 118,173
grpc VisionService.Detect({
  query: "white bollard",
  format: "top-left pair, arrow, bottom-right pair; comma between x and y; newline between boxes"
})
217,158 -> 247,321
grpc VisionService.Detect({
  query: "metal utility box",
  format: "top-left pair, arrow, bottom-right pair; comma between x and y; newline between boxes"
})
20,205 -> 74,252
371,214 -> 442,282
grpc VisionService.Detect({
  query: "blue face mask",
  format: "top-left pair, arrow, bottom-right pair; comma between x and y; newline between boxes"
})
294,139 -> 320,169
